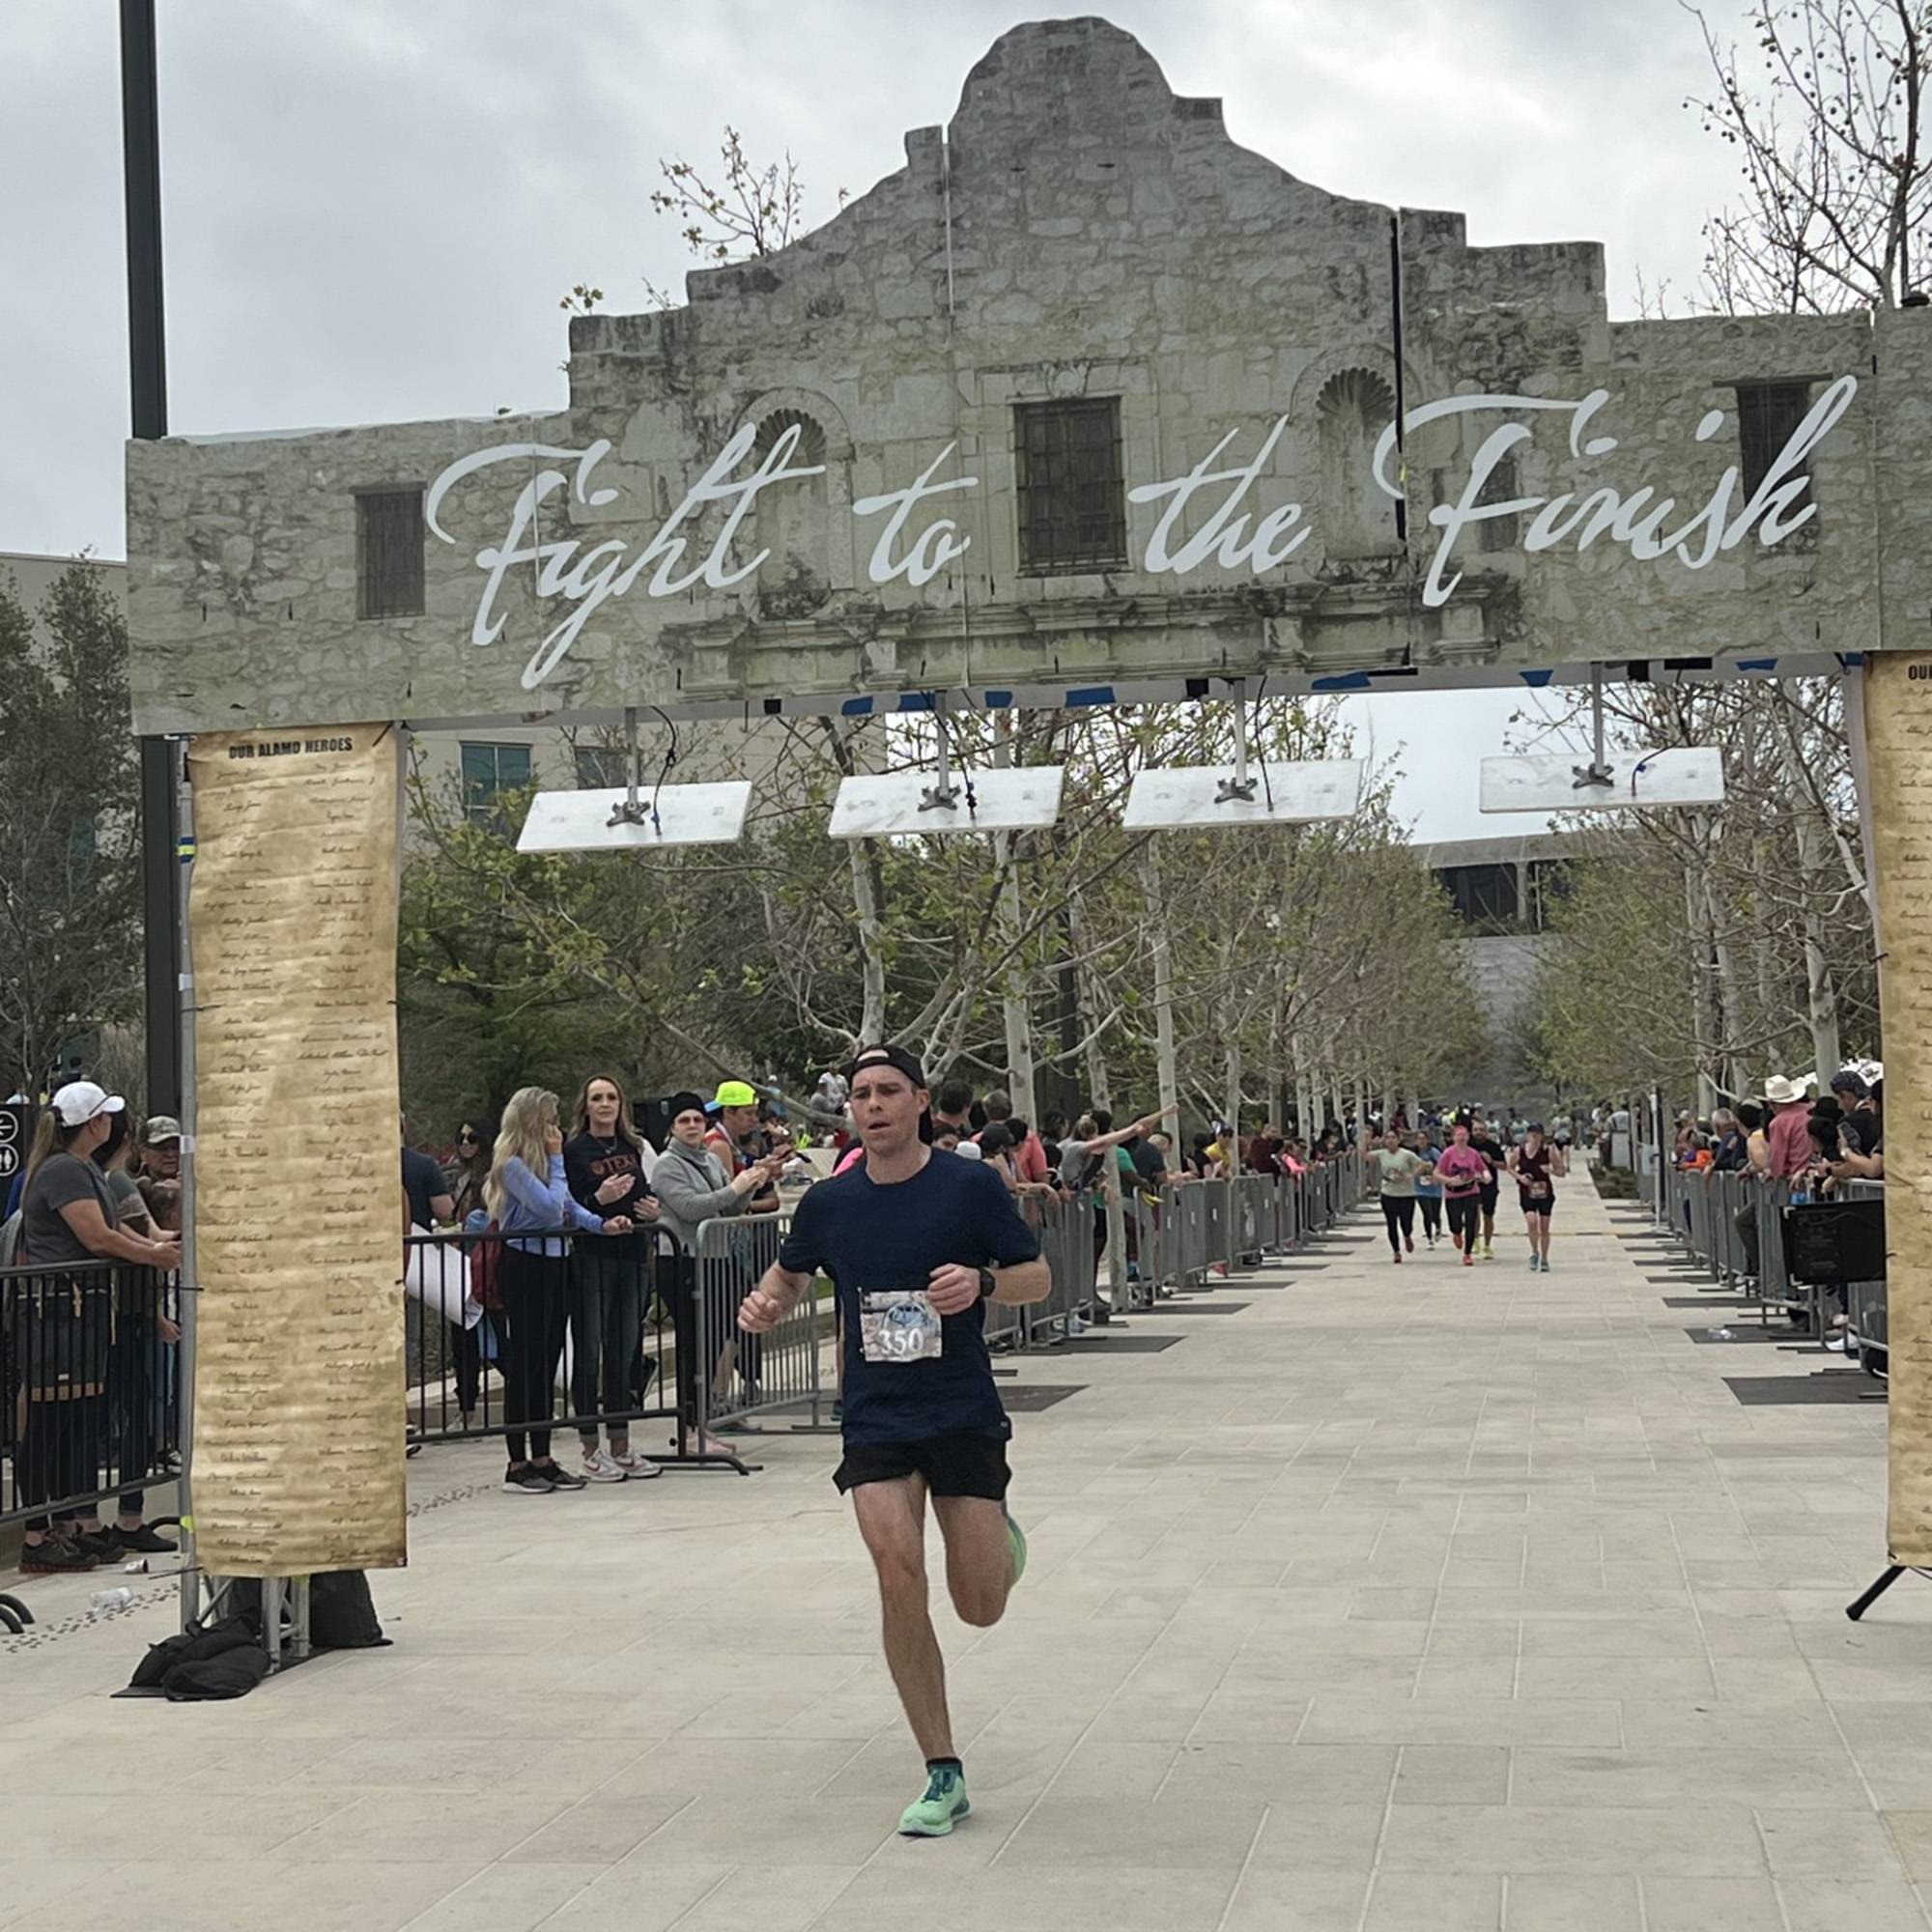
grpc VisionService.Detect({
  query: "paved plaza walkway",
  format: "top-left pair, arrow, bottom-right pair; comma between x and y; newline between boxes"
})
2,1177 -> 1924,1932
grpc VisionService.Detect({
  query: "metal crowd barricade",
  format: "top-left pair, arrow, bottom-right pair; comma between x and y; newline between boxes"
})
1,1259 -> 182,1532
402,1224 -> 751,1464
688,1210 -> 837,1438
1838,1179 -> 1888,1376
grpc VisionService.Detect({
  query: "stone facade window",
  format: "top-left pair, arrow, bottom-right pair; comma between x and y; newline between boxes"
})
459,741 -> 531,827
355,486 -> 425,619
1013,397 -> 1128,574
1734,381 -> 1815,509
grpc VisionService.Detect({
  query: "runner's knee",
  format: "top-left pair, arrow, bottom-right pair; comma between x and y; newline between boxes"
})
949,1573 -> 1008,1628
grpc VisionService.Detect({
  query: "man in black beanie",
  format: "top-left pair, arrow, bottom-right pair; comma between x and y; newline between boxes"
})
739,1043 -> 1049,1837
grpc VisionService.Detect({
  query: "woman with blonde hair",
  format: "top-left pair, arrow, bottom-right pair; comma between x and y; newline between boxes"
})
488,1086 -> 632,1494
563,1073 -> 661,1482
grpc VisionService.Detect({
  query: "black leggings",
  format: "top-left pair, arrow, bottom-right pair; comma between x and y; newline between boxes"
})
1379,1195 -> 1416,1254
1445,1194 -> 1482,1250
499,1247 -> 570,1464
1418,1197 -> 1442,1238
570,1244 -> 644,1443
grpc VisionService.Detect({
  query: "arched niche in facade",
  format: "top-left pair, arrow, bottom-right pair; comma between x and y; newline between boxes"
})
1313,366 -> 1402,565
733,387 -> 856,617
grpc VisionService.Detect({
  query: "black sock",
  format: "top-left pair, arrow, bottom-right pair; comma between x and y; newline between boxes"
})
926,1755 -> 962,1775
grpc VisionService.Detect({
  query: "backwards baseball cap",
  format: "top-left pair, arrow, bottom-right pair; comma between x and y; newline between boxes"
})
50,1081 -> 126,1127
713,1080 -> 758,1109
844,1042 -> 926,1089
141,1115 -> 184,1145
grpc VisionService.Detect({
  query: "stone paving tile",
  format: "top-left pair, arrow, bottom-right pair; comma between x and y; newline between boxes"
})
4,1178 -> 1922,1930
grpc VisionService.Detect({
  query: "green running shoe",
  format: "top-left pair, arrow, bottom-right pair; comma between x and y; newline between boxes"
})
1006,1512 -> 1028,1587
898,1763 -> 971,1837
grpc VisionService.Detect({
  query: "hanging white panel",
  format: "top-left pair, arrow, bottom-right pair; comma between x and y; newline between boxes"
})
1478,748 -> 1724,814
1121,759 -> 1367,831
829,767 -> 1065,838
517,781 -> 753,852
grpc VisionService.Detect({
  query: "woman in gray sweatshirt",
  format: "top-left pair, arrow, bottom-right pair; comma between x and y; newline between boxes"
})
653,1094 -> 785,1454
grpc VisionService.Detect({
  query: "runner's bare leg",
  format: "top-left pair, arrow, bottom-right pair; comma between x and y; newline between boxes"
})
933,1493 -> 1012,1628
854,1474 -> 953,1758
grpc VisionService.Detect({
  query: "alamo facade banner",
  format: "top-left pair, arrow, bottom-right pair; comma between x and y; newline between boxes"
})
125,21 -> 1932,739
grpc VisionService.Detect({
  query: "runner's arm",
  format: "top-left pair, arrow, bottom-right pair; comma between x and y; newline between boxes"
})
986,1257 -> 1051,1306
739,1259 -> 811,1332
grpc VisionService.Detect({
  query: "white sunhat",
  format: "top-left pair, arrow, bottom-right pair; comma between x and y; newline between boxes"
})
50,1080 -> 127,1127
1761,1074 -> 1808,1106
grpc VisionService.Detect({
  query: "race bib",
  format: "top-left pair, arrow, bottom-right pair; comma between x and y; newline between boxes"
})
859,1291 -> 944,1364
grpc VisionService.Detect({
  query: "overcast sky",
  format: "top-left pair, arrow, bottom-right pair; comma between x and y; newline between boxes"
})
1,0 -> 1759,838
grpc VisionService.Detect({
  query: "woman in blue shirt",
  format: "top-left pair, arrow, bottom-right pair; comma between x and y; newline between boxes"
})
486,1087 -> 633,1494
1413,1130 -> 1445,1248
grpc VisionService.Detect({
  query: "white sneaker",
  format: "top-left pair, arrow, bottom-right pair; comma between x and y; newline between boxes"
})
582,1447 -> 628,1484
1066,1313 -> 1088,1335
608,1449 -> 661,1480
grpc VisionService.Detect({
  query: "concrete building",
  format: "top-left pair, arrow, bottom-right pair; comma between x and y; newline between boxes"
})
126,17 -> 1932,743
1416,831 -> 1584,1106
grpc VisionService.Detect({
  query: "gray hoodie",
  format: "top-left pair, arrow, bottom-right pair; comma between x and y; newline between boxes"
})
652,1136 -> 749,1251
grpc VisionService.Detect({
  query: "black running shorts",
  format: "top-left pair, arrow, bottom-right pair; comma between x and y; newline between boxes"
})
1520,1192 -> 1555,1218
1478,1180 -> 1500,1213
835,1431 -> 1011,1500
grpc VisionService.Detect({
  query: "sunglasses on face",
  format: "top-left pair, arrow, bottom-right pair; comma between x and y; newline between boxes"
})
458,1131 -> 478,1145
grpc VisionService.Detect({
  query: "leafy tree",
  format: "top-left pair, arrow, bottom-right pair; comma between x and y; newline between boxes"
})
0,563 -> 142,1097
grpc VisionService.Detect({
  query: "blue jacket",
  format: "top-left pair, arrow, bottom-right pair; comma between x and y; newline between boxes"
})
497,1153 -> 606,1256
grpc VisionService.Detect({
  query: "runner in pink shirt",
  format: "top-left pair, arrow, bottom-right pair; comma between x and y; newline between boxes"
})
1431,1122 -> 1492,1267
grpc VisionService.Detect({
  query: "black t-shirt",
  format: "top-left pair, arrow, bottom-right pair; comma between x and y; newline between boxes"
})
779,1151 -> 1042,1447
1129,1137 -> 1167,1184
563,1133 -> 653,1260
1838,1109 -> 1880,1157
402,1148 -> 449,1230
1469,1135 -> 1506,1187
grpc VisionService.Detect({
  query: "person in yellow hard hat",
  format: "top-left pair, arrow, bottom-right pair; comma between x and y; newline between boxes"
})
701,1080 -> 785,1429
702,1080 -> 778,1211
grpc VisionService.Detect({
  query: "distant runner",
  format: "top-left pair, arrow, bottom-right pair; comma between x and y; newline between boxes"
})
1507,1123 -> 1566,1272
1369,1129 -> 1425,1263
1433,1121 -> 1491,1269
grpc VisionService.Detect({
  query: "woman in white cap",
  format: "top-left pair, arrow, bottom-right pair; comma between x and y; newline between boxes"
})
14,1082 -> 181,1573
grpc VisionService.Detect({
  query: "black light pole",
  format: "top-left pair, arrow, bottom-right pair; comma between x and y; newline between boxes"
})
122,0 -> 182,1117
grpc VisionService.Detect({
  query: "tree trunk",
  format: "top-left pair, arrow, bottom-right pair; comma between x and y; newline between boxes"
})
993,715 -> 1036,1116
1141,844 -> 1181,1132
846,836 -> 888,1048
1684,856 -> 1721,1117
1793,795 -> 1843,1083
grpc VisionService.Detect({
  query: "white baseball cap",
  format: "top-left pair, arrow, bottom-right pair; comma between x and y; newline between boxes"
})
50,1081 -> 127,1127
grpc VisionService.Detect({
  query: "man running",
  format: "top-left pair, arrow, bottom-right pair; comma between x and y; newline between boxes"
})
1465,1110 -> 1507,1260
738,1044 -> 1049,1838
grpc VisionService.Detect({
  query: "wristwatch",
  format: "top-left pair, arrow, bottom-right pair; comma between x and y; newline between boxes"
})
978,1267 -> 997,1300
